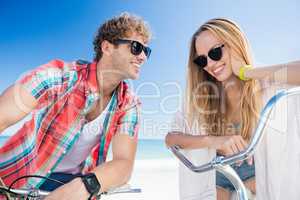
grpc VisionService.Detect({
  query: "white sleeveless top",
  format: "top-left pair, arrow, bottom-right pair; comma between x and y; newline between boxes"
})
55,99 -> 112,174
170,81 -> 300,200
255,81 -> 300,200
169,110 -> 216,200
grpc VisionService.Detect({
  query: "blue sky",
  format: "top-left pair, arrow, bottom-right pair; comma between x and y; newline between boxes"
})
1,0 -> 300,138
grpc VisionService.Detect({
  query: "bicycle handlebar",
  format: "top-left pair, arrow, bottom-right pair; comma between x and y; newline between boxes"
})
103,184 -> 142,195
0,184 -> 141,199
170,87 -> 300,172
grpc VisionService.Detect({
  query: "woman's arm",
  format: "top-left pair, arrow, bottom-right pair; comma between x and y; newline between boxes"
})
165,132 -> 248,156
245,60 -> 300,85
165,131 -> 212,149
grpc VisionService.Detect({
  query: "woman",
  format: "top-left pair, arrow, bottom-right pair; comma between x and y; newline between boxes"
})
165,18 -> 300,200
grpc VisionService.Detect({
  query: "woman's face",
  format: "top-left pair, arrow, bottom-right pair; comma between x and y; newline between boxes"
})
194,30 -> 233,82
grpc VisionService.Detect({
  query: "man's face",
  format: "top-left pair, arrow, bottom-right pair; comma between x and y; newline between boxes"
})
111,32 -> 149,80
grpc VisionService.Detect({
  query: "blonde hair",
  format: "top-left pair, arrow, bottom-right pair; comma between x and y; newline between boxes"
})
185,18 -> 261,141
93,12 -> 152,61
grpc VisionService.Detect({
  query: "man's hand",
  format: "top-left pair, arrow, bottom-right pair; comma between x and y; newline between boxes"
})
44,178 -> 89,200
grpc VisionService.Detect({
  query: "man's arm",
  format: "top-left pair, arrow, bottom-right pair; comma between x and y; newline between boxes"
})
93,134 -> 137,192
0,84 -> 37,133
45,134 -> 137,200
45,99 -> 140,200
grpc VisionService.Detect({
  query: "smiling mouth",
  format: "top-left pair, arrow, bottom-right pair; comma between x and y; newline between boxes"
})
132,63 -> 141,68
212,64 -> 225,76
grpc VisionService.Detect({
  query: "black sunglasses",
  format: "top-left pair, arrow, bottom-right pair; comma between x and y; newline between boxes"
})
193,44 -> 225,68
114,39 -> 151,59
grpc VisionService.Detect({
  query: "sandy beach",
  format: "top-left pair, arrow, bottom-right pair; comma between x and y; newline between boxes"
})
102,158 -> 179,200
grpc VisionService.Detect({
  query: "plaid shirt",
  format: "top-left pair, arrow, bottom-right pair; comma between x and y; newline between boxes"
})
0,59 -> 140,188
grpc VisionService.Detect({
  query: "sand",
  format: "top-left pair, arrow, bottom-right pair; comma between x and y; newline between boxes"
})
101,158 -> 179,200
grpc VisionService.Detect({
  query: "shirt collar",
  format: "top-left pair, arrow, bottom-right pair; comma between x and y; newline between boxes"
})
86,61 -> 98,94
85,61 -> 126,107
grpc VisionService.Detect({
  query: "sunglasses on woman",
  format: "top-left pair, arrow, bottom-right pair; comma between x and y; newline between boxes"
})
193,44 -> 225,68
114,39 -> 152,59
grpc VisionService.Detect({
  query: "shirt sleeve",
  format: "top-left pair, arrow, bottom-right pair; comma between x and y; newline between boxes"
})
169,110 -> 189,133
17,60 -> 66,108
115,102 -> 141,141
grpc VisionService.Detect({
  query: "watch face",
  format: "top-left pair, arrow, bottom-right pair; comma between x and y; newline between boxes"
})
83,173 -> 100,195
86,175 -> 100,191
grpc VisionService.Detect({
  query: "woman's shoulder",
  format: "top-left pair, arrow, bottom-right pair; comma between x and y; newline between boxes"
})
170,106 -> 207,136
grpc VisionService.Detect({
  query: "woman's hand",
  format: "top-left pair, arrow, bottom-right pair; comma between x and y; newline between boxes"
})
230,52 -> 246,77
213,135 -> 253,165
44,178 -> 90,200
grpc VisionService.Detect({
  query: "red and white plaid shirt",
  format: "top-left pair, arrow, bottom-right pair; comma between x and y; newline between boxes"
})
0,59 -> 140,188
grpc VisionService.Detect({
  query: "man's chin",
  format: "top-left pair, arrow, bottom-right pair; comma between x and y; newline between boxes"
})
127,73 -> 139,80
131,75 -> 139,80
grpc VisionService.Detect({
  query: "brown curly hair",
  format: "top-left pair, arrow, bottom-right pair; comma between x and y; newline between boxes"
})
93,12 -> 152,62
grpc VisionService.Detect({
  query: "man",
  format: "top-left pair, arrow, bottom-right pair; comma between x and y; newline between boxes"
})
0,12 -> 152,200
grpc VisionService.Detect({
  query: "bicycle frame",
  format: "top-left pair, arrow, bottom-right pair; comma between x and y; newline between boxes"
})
170,87 -> 300,200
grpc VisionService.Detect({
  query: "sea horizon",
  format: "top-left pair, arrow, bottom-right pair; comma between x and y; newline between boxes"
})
0,136 -> 172,160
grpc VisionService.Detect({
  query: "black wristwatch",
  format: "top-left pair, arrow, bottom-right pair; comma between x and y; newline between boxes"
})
81,173 -> 101,200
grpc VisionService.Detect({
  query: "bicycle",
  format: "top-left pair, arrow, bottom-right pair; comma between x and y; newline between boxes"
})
169,87 -> 300,200
0,174 -> 141,200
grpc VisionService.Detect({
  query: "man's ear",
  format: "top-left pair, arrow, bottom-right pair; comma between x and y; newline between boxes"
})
101,40 -> 114,56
